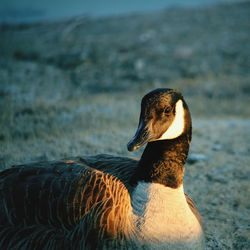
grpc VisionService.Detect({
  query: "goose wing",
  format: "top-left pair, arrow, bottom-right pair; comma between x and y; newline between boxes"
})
78,154 -> 139,191
0,158 -> 136,249
185,194 -> 202,225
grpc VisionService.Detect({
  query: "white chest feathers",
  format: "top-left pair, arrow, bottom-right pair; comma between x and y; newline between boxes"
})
131,182 -> 204,249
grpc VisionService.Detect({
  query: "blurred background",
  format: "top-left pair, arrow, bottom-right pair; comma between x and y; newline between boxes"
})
0,0 -> 243,23
0,0 -> 250,249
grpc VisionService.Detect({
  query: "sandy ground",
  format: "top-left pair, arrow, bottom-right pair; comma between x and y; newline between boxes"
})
0,1 -> 250,249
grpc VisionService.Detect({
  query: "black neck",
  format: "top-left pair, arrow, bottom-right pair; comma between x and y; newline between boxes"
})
130,133 -> 191,188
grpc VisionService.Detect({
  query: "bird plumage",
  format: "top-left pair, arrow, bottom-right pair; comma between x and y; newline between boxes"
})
0,89 -> 205,249
0,156 -> 137,249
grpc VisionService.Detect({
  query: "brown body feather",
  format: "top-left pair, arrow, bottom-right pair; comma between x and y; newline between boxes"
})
0,155 -> 137,249
0,154 -> 201,249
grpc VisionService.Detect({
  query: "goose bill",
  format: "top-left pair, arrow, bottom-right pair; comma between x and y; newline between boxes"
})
127,121 -> 155,152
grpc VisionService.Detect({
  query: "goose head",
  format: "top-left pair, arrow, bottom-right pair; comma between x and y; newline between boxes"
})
127,88 -> 192,152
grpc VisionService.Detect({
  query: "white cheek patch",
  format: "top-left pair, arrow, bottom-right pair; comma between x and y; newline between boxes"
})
158,99 -> 185,140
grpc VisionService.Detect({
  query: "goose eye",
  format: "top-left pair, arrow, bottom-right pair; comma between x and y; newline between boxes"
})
164,107 -> 171,114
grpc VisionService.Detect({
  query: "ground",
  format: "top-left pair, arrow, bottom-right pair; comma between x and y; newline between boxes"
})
0,1 -> 250,249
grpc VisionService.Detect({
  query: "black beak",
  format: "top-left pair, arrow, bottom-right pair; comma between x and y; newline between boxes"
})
127,120 -> 155,152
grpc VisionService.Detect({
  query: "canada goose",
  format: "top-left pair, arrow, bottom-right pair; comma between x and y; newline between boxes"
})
0,88 -> 205,249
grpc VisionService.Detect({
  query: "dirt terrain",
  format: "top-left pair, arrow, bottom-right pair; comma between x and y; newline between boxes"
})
0,1 -> 250,249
